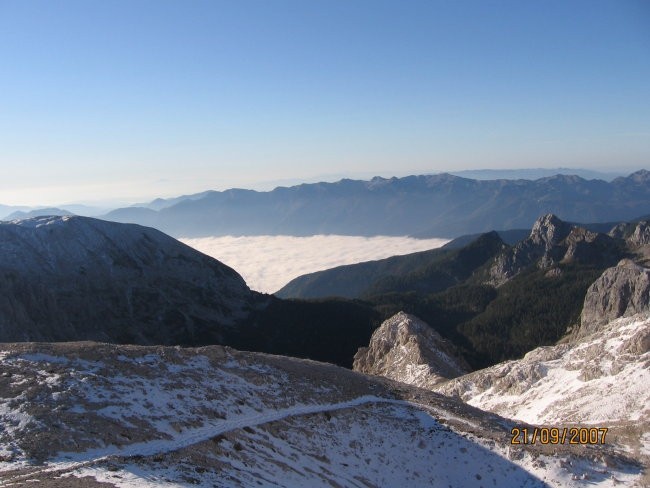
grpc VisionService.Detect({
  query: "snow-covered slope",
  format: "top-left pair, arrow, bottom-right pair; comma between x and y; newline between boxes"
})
436,314 -> 649,455
353,312 -> 470,387
0,342 -> 642,487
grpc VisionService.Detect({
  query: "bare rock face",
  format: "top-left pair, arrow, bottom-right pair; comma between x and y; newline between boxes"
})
488,214 -> 571,285
528,213 -> 574,249
607,222 -> 629,239
607,220 -> 650,247
0,216 -> 262,344
627,221 -> 650,247
576,259 -> 650,338
353,312 -> 470,388
488,214 -> 621,286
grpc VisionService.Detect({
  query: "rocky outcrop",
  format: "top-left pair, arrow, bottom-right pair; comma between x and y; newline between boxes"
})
575,259 -> 650,338
0,216 -> 264,344
627,221 -> 650,247
353,312 -> 470,388
488,214 -> 621,286
608,220 -> 650,247
488,214 -> 571,285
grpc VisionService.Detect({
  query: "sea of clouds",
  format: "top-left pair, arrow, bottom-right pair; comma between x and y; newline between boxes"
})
180,235 -> 449,294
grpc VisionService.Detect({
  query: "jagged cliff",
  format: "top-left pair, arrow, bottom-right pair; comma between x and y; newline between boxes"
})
575,259 -> 650,338
353,312 -> 470,388
608,220 -> 650,246
488,214 -> 622,286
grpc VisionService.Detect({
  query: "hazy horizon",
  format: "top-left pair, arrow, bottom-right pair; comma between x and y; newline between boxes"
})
1,1 -> 648,206
0,166 -> 641,209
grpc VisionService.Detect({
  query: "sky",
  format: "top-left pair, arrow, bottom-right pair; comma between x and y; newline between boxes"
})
1,0 -> 649,206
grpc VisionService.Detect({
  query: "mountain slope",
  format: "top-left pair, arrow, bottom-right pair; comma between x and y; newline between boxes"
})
102,170 -> 650,238
276,231 -> 506,299
0,216 -> 260,344
435,313 -> 650,465
0,342 -> 642,487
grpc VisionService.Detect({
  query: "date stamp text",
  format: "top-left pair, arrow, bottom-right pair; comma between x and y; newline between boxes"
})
510,427 -> 608,445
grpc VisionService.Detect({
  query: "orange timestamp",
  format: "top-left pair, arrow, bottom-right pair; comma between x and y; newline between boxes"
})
510,427 -> 608,445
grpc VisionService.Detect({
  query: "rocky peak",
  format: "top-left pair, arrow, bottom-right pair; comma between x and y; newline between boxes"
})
607,220 -> 650,247
628,169 -> 650,184
608,222 -> 629,239
488,214 -> 622,286
576,259 -> 650,338
488,214 -> 570,286
528,213 -> 573,249
353,312 -> 469,388
627,221 -> 650,247
562,226 -> 620,264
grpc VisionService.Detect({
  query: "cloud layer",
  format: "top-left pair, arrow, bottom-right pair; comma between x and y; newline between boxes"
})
180,235 -> 449,294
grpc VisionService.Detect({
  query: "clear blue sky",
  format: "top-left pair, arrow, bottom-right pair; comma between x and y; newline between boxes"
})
1,0 -> 649,205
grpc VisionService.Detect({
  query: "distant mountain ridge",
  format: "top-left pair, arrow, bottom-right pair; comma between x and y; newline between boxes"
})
100,170 -> 650,238
448,167 -> 624,181
3,207 -> 74,220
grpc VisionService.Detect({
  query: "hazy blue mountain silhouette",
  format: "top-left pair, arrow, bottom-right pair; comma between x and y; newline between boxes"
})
3,207 -> 74,220
102,170 -> 650,238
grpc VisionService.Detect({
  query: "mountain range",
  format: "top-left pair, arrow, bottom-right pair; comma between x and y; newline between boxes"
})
98,170 -> 650,238
278,213 -> 649,368
1,211 -> 649,485
3,213 -> 648,371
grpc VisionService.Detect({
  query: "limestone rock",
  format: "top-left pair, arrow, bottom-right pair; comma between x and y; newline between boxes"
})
607,220 -> 650,247
576,259 -> 650,338
353,312 -> 470,388
488,214 -> 621,286
627,221 -> 650,247
433,312 -> 650,452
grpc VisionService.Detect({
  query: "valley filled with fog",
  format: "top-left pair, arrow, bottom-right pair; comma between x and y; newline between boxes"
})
180,235 -> 449,293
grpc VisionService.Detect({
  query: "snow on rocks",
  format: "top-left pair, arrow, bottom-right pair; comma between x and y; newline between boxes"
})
0,342 -> 643,487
